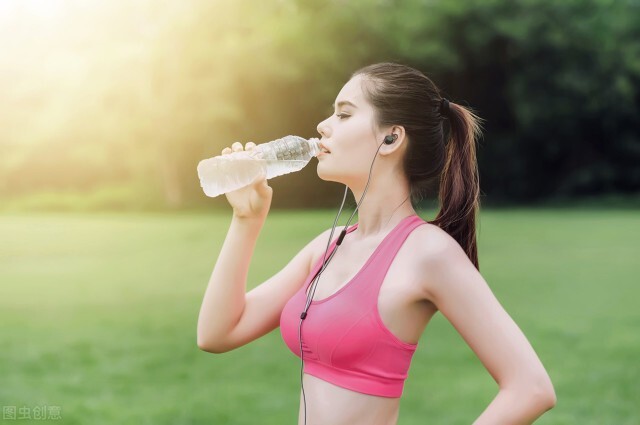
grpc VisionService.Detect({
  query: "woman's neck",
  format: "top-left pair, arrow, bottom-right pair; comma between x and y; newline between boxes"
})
348,186 -> 415,240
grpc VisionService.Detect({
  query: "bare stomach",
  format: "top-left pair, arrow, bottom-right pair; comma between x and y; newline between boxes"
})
297,373 -> 401,425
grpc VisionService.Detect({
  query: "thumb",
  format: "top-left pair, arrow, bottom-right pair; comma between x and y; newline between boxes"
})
252,169 -> 270,194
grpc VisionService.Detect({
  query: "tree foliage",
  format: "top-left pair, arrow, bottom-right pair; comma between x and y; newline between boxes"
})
1,0 -> 637,209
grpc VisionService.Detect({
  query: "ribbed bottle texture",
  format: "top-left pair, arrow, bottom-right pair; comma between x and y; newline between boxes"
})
197,135 -> 321,198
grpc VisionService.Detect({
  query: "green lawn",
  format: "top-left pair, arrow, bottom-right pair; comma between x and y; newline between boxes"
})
1,208 -> 638,424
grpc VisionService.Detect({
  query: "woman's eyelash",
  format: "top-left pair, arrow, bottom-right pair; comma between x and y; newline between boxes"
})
335,113 -> 349,119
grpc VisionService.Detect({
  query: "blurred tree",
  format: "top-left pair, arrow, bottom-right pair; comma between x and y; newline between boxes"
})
341,0 -> 640,202
0,0 -> 637,210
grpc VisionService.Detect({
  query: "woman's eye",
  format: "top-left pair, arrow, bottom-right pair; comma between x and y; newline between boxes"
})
335,113 -> 349,119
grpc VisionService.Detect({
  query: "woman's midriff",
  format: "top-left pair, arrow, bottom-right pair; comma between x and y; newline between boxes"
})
297,373 -> 401,425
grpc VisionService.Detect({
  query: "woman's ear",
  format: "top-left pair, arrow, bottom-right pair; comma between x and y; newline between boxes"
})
380,125 -> 407,155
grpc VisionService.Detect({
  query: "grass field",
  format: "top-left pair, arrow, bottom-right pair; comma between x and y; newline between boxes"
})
0,208 -> 638,424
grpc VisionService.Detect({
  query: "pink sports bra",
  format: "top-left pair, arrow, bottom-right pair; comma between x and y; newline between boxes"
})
279,214 -> 427,398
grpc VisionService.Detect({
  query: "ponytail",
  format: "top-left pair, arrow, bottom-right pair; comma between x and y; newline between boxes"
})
430,101 -> 484,270
350,62 -> 484,269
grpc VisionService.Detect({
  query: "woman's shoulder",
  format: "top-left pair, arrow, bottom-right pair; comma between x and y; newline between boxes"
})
306,224 -> 350,270
409,220 -> 478,296
409,221 -> 458,255
408,221 -> 470,273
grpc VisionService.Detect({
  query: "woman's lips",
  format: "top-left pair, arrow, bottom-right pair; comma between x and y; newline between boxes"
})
318,141 -> 331,153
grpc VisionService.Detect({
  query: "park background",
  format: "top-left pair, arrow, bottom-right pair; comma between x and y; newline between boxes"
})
1,0 -> 638,423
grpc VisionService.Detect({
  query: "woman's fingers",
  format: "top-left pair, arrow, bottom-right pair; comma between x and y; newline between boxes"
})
222,141 -> 254,155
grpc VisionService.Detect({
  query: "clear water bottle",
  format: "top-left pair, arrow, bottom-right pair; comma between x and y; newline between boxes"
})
197,135 -> 321,198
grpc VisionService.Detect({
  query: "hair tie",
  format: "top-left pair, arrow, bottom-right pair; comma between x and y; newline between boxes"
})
439,98 -> 450,117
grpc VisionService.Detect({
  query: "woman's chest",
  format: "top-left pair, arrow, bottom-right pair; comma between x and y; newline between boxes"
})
305,234 -> 436,346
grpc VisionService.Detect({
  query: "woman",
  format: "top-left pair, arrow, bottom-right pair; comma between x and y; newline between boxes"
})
197,62 -> 556,425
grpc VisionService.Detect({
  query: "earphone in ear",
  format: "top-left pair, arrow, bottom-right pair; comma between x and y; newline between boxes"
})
384,133 -> 398,144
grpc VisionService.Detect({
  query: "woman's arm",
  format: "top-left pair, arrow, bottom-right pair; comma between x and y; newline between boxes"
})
472,385 -> 555,425
197,214 -> 265,351
418,227 -> 556,424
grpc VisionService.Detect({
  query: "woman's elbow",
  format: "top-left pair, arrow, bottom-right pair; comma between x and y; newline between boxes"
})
507,374 -> 557,411
532,375 -> 557,410
197,335 -> 229,354
541,387 -> 557,410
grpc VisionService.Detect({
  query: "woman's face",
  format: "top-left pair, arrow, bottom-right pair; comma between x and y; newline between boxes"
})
316,74 -> 386,186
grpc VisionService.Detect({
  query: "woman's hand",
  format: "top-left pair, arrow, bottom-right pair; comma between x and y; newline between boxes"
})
221,142 -> 273,220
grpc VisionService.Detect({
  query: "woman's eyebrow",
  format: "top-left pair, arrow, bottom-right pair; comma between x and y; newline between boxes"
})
332,100 -> 358,109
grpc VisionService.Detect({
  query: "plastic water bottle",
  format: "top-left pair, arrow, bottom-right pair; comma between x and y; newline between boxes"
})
197,135 -> 321,198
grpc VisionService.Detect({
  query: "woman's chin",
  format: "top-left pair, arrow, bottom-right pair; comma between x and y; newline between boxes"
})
316,166 -> 338,183
317,176 -> 344,185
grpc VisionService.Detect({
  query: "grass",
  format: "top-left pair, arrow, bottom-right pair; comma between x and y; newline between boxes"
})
0,207 -> 638,424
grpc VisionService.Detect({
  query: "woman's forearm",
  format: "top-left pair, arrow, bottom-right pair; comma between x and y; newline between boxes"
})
472,387 -> 556,425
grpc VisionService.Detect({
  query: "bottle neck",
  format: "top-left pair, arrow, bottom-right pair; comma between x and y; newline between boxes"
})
306,137 -> 321,157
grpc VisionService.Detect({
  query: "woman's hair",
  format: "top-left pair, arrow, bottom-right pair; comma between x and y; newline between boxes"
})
352,62 -> 484,270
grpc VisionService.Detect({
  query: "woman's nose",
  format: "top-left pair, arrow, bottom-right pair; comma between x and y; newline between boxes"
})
317,118 -> 330,138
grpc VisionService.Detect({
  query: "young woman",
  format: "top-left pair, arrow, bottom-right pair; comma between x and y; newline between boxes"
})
197,62 -> 556,425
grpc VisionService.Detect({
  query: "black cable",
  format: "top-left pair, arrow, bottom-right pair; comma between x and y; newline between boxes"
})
298,139 -> 388,424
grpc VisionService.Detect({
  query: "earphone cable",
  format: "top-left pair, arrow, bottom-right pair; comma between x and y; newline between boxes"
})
298,184 -> 348,425
298,139 -> 387,425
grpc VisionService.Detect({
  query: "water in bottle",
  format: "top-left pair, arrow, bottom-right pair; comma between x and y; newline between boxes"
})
197,135 -> 321,198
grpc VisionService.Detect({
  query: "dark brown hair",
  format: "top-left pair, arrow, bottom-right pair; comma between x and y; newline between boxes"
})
353,62 -> 484,270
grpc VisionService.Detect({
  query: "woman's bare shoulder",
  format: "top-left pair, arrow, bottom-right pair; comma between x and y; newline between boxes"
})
306,224 -> 350,273
410,221 -> 458,255
408,222 -> 472,298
